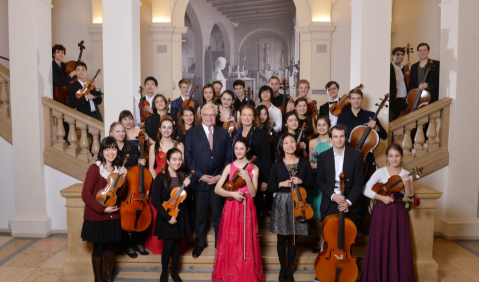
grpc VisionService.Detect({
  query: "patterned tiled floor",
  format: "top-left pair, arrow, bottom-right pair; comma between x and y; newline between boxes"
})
0,233 -> 478,281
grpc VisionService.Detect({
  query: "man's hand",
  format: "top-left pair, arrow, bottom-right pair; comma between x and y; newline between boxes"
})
260,182 -> 268,192
200,175 -> 212,183
69,70 -> 77,78
419,82 -> 428,90
85,94 -> 96,100
367,117 -> 378,131
207,175 -> 221,185
338,201 -> 350,212
332,194 -> 345,204
143,105 -> 153,114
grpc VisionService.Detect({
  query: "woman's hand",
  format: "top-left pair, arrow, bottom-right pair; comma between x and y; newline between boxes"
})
279,180 -> 292,188
238,169 -> 250,181
299,142 -> 306,150
381,195 -> 394,205
104,206 -> 119,214
138,159 -> 146,166
231,192 -> 245,202
168,217 -> 177,225
401,174 -> 410,185
183,177 -> 191,187
311,162 -> 317,169
291,177 -> 302,185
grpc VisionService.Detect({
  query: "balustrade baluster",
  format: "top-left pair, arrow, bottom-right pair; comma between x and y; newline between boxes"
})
392,129 -> 404,145
414,117 -> 428,158
427,112 -> 441,152
89,128 -> 100,163
52,111 -> 67,151
0,79 -> 9,118
76,122 -> 91,162
64,116 -> 78,157
402,123 -> 416,163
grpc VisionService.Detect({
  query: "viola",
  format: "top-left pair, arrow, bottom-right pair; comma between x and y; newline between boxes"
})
246,86 -> 252,105
329,84 -> 364,116
177,84 -> 199,116
223,156 -> 257,201
138,86 -> 153,123
402,43 -> 413,89
53,40 -> 85,104
372,167 -> 423,196
315,173 -> 358,282
289,166 -> 314,223
162,171 -> 194,218
160,98 -> 172,122
295,123 -> 307,154
75,69 -> 102,99
398,60 -> 434,118
349,94 -> 389,163
222,105 -> 236,138
120,131 -> 152,232
96,155 -> 128,207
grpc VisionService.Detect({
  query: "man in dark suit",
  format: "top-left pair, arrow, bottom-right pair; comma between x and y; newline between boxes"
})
409,42 -> 440,104
389,47 -> 409,121
185,103 -> 232,258
170,78 -> 199,123
316,124 -> 364,220
68,62 -> 103,122
319,81 -> 342,127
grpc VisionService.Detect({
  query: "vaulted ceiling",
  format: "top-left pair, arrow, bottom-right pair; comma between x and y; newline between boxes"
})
205,0 -> 296,25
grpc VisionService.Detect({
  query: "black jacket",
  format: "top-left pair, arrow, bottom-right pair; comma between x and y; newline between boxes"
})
68,80 -> 103,119
409,59 -> 440,103
268,158 -> 313,194
389,63 -> 409,102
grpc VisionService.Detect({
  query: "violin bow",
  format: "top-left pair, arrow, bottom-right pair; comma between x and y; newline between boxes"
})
243,196 -> 246,260
290,166 -> 296,246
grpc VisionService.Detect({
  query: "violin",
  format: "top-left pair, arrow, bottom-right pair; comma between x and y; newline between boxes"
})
372,167 -> 423,196
75,69 -> 102,99
222,105 -> 236,138
295,123 -> 307,154
96,155 -> 128,207
267,121 -> 276,142
160,98 -> 172,122
277,78 -> 292,115
177,84 -> 199,116
223,156 -> 257,201
315,173 -> 358,282
53,40 -> 85,104
310,100 -> 318,121
289,166 -> 314,223
398,60 -> 434,118
329,84 -> 364,117
138,86 -> 153,123
162,171 -> 194,218
349,94 -> 389,163
246,86 -> 252,105
120,131 -> 152,232
402,43 -> 413,89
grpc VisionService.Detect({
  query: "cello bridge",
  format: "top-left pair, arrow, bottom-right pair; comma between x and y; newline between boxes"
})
334,254 -> 344,260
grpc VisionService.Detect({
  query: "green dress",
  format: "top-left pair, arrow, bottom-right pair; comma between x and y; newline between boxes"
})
307,138 -> 331,220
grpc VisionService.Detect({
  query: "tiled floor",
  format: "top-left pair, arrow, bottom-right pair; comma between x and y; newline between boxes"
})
0,233 -> 478,282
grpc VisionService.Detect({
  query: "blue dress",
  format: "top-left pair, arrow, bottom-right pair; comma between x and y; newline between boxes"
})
307,138 -> 331,220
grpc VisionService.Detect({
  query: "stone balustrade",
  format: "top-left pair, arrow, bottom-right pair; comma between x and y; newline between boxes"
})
389,98 -> 452,177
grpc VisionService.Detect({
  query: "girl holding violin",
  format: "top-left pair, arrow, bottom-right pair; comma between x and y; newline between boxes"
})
216,90 -> 238,129
150,148 -> 193,282
307,116 -> 333,253
195,84 -> 215,125
361,144 -> 415,282
119,110 -> 142,148
81,137 -> 128,282
268,133 -> 313,282
175,105 -> 196,145
273,111 -> 308,159
294,97 -> 316,141
145,94 -> 168,144
212,136 -> 263,282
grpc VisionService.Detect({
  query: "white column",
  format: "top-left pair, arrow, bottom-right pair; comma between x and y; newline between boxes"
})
150,24 -> 175,99
102,0 -> 141,130
349,0 -> 391,128
439,0 -> 479,239
88,23 -> 104,117
8,0 -> 52,237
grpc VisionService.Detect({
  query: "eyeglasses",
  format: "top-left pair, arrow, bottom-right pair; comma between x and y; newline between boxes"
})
202,114 -> 216,118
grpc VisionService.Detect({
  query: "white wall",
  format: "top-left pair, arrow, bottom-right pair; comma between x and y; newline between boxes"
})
0,0 -> 8,69
0,137 -> 15,231
415,167 -> 447,232
140,0 -> 153,86
331,0 -> 351,92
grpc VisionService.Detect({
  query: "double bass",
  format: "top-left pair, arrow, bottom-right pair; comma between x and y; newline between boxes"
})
329,84 -> 364,117
222,156 -> 257,201
177,84 -> 199,116
121,130 -> 152,232
96,155 -> 128,207
315,173 -> 358,282
75,69 -> 102,99
162,171 -> 194,218
398,60 -> 433,118
138,86 -> 153,123
53,40 -> 85,104
372,167 -> 423,196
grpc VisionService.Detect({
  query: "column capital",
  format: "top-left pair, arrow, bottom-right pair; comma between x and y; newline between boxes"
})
309,23 -> 337,40
88,23 -> 103,42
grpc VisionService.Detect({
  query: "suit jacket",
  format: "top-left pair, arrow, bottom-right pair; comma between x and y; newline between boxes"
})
319,101 -> 350,117
409,59 -> 440,103
170,97 -> 199,123
337,107 -> 387,141
389,63 -> 409,101
185,125 -> 232,192
316,146 -> 364,217
68,80 -> 103,120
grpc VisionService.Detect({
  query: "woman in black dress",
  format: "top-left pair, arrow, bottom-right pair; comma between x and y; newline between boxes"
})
273,111 -> 308,159
175,105 -> 196,145
268,133 -> 313,282
294,97 -> 316,141
195,84 -> 215,126
81,137 -> 128,282
216,90 -> 237,130
151,148 -> 193,282
145,94 -> 168,144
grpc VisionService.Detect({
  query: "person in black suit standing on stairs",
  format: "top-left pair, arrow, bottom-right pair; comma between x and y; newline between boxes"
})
185,103 -> 232,258
319,81 -> 343,127
316,124 -> 364,221
68,62 -> 103,122
409,42 -> 440,104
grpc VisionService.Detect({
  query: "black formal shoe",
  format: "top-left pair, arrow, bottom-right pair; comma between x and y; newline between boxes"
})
286,268 -> 295,282
123,247 -> 138,258
134,245 -> 150,255
355,219 -> 369,236
314,277 -> 320,282
278,268 -> 286,282
160,271 -> 168,282
171,272 -> 183,282
192,245 -> 204,258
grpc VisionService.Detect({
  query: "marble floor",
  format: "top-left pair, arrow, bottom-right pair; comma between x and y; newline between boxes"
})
0,233 -> 478,282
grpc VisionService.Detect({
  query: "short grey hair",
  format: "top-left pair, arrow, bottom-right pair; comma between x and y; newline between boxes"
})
201,103 -> 217,115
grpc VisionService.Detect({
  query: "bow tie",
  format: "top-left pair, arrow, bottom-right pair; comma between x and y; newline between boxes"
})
329,101 -> 338,105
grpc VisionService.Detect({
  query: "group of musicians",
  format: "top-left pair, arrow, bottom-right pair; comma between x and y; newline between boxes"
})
52,42 -> 440,282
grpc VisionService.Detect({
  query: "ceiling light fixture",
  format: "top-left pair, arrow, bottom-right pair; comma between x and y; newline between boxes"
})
233,0 -> 239,27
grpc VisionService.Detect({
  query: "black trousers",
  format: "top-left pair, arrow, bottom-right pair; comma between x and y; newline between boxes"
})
193,189 -> 224,247
253,190 -> 273,221
389,97 -> 408,122
121,230 -> 146,250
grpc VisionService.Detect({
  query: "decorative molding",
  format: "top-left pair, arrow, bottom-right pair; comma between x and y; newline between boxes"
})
88,23 -> 103,42
440,216 -> 479,240
10,214 -> 52,238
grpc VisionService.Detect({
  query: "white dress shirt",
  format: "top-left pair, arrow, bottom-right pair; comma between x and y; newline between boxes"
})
393,64 -> 408,98
259,102 -> 282,133
328,98 -> 339,127
78,80 -> 96,112
332,147 -> 352,206
363,167 -> 414,199
201,123 -> 214,137
135,94 -> 155,128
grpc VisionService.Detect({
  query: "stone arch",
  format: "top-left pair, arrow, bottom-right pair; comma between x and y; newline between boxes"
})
185,4 -> 204,84
209,21 -> 232,64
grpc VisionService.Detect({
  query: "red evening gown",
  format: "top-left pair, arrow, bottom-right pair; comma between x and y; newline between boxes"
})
212,163 -> 264,282
145,151 -> 189,255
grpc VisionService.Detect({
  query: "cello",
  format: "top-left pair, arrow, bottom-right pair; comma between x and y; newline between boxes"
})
162,171 -> 194,218
53,40 -> 85,104
398,60 -> 434,118
222,156 -> 257,201
289,166 -> 313,223
329,84 -> 364,117
315,173 -> 358,282
349,94 -> 389,163
121,130 -> 152,232
177,84 -> 199,116
96,155 -> 128,207
138,86 -> 153,123
75,69 -> 102,99
402,43 -> 413,89
372,167 -> 423,196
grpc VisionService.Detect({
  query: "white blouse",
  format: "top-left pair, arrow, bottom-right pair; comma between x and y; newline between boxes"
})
363,167 -> 414,199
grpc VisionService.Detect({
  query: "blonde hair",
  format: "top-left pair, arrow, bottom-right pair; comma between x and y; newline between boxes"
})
178,78 -> 192,87
109,122 -> 126,141
296,79 -> 310,90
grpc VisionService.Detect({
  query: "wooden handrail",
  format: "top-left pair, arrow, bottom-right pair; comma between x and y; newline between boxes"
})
389,98 -> 452,131
41,97 -> 103,131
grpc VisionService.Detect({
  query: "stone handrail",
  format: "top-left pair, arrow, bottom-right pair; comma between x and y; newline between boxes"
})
389,98 -> 452,177
0,66 -> 11,143
42,97 -> 105,181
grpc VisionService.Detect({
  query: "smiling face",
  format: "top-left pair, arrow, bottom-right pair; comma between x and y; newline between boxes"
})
282,135 -> 297,154
144,80 -> 156,94
203,87 -> 214,103
234,141 -> 249,160
269,78 -> 280,93
349,93 -> 363,110
260,90 -> 271,102
392,51 -> 405,64
285,114 -> 299,131
297,83 -> 309,97
316,118 -> 330,136
54,49 -> 64,61
201,106 -> 216,127
160,120 -> 174,138
234,85 -> 244,97
327,84 -> 339,100
121,116 -> 134,129
110,124 -> 125,142
155,97 -> 166,111
417,45 -> 429,60
331,128 -> 346,149
181,109 -> 195,126
75,66 -> 87,80
167,152 -> 183,171
213,83 -> 222,96
103,147 -> 118,164
259,108 -> 268,123
387,148 -> 403,168
221,93 -> 233,108
295,101 -> 308,116
240,108 -> 254,127
180,83 -> 190,97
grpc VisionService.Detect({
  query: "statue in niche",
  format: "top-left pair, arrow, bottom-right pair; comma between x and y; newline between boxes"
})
204,46 -> 213,82
213,57 -> 227,92
241,49 -> 248,68
261,42 -> 271,71
278,49 -> 285,69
